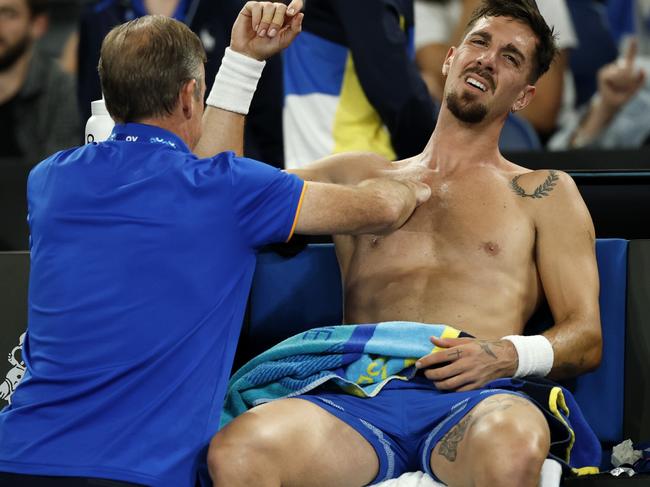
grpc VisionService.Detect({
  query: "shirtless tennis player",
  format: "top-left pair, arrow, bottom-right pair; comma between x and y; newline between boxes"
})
208,1 -> 601,486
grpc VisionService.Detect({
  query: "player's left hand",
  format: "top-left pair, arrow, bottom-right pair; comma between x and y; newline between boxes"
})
415,336 -> 518,391
230,1 -> 304,61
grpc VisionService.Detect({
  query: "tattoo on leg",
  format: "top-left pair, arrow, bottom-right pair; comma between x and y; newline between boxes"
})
481,395 -> 531,408
437,413 -> 473,462
437,396 -> 532,462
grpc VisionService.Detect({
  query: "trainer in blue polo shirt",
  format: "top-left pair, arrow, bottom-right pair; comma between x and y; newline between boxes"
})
0,8 -> 430,487
0,122 -> 304,486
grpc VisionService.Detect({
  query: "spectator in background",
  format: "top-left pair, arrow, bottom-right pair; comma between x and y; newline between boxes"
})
563,0 -> 618,109
414,0 -> 576,140
77,0 -> 221,124
549,38 -> 650,149
549,0 -> 650,150
633,0 -> 650,55
77,0 -> 285,166
606,0 -> 637,51
0,0 -> 80,166
282,0 -> 437,169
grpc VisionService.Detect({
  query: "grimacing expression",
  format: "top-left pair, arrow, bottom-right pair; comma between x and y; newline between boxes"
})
0,0 -> 35,72
443,15 -> 537,124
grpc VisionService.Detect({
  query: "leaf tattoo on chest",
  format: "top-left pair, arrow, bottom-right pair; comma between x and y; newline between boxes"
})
510,170 -> 559,199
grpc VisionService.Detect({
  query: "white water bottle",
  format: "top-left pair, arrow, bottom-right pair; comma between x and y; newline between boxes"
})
85,99 -> 115,144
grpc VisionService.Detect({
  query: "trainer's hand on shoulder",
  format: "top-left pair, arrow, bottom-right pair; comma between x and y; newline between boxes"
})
381,157 -> 436,187
358,177 -> 432,228
415,336 -> 518,391
406,180 -> 432,207
231,1 -> 304,61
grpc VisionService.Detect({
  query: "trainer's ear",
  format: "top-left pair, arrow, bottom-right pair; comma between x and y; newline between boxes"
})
442,46 -> 455,77
180,78 -> 199,120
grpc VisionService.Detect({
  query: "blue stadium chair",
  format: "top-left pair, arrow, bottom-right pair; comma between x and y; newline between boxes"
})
244,239 -> 629,458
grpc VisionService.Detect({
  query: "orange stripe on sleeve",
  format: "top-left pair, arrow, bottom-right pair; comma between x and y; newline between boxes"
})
286,182 -> 307,242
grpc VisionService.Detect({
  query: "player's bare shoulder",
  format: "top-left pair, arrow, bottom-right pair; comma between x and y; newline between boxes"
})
508,169 -> 580,204
508,168 -> 593,232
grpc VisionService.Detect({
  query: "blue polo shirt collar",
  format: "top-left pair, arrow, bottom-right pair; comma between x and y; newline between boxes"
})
108,123 -> 191,153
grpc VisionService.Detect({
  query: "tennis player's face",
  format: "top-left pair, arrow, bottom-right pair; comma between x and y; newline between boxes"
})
442,16 -> 536,123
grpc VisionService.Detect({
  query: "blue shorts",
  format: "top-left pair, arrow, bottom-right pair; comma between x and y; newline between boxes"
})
297,377 -> 528,484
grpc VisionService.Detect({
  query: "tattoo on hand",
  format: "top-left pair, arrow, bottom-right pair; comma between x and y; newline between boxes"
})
478,340 -> 499,360
448,349 -> 462,360
510,170 -> 559,199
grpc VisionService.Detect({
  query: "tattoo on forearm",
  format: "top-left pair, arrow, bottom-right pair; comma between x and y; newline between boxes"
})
510,170 -> 559,199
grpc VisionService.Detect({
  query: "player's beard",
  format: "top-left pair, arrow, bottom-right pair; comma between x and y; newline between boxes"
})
0,33 -> 31,73
446,90 -> 488,124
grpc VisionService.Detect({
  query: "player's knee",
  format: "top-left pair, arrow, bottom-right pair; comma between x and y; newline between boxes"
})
470,404 -> 549,484
207,428 -> 249,482
493,432 -> 547,480
475,409 -> 548,452
207,413 -> 283,483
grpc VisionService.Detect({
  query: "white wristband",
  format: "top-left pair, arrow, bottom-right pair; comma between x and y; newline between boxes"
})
206,47 -> 266,115
502,335 -> 554,378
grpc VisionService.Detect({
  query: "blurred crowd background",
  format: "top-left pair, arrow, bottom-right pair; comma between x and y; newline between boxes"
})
1,0 -> 649,250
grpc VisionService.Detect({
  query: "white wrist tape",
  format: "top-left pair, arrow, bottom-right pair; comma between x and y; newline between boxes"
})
206,47 -> 265,115
502,335 -> 554,378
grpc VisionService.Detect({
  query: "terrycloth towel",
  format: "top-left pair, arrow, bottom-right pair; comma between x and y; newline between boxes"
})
374,471 -> 443,487
222,322 -> 463,425
373,459 -> 562,487
221,322 -> 601,476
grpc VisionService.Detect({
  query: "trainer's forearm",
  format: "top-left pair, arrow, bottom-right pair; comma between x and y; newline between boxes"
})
295,179 -> 424,236
357,179 -> 420,233
316,183 -> 417,235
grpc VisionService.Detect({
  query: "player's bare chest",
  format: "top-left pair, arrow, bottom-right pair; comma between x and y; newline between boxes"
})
355,175 -> 535,261
408,176 -> 527,231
